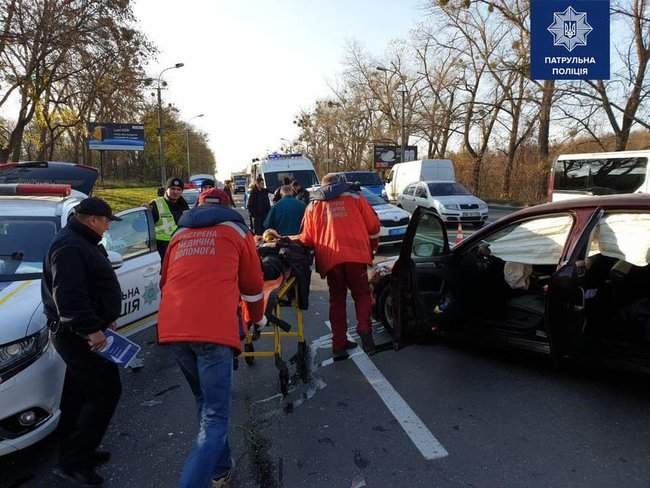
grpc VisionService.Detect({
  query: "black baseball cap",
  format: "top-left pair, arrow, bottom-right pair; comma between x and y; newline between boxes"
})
75,197 -> 122,221
166,177 -> 184,189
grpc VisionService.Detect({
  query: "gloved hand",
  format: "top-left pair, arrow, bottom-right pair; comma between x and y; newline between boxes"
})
255,315 -> 268,327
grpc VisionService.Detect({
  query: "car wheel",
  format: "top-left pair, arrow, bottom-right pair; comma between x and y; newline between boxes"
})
377,284 -> 395,333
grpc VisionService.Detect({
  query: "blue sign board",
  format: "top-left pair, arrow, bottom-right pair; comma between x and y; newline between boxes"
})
95,330 -> 142,367
531,0 -> 610,80
88,122 -> 145,151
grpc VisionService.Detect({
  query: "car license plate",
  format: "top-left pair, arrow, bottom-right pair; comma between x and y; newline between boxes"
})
389,227 -> 406,236
464,212 -> 480,217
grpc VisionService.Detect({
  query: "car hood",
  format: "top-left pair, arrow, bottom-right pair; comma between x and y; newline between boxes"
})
0,280 -> 45,344
373,204 -> 410,220
433,195 -> 485,206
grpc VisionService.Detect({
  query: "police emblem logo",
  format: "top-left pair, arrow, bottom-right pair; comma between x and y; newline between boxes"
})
547,6 -> 593,52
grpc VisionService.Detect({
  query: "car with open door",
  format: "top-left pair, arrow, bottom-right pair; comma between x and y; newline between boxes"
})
388,195 -> 650,370
0,162 -> 161,455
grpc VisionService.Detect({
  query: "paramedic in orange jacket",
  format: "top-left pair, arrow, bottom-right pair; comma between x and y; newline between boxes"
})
158,188 -> 266,488
298,173 -> 381,359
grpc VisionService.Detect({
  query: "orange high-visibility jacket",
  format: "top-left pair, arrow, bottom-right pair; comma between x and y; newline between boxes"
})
299,184 -> 380,277
158,206 -> 264,351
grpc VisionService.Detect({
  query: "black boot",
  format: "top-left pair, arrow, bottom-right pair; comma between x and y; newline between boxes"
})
359,332 -> 376,355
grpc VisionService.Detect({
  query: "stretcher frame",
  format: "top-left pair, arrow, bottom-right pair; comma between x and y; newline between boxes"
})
237,276 -> 310,395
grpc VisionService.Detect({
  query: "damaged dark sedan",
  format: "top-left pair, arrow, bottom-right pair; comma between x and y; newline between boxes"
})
373,195 -> 650,369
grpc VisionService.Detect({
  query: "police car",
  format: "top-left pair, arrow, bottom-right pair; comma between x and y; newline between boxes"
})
0,162 -> 161,455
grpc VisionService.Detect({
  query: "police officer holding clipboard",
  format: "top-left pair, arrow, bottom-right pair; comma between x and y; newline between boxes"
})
41,197 -> 123,486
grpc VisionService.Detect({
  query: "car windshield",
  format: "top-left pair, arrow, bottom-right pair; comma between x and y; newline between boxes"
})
265,170 -> 319,192
427,182 -> 470,196
360,187 -> 387,206
0,217 -> 59,281
344,172 -> 382,186
183,191 -> 199,206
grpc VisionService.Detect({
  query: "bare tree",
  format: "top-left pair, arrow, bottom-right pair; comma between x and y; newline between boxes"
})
559,0 -> 650,151
0,0 -> 151,161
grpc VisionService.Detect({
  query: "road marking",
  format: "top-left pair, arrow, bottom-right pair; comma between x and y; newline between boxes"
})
325,321 -> 449,461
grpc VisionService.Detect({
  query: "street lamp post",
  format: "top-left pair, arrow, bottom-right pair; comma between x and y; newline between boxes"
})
186,113 -> 204,179
145,63 -> 184,186
376,66 -> 408,163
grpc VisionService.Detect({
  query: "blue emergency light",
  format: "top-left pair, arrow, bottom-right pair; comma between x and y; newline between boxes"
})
266,153 -> 303,160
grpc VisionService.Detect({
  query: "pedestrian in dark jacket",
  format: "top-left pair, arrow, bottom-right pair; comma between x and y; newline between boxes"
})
200,178 -> 215,193
41,197 -> 123,486
263,185 -> 306,236
246,176 -> 271,235
291,180 -> 311,206
272,176 -> 293,203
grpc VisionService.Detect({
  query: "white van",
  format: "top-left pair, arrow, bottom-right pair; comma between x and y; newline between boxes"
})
250,153 -> 319,194
386,159 -> 455,202
550,150 -> 650,202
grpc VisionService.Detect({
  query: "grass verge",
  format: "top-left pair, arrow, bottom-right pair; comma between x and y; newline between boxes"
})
94,187 -> 158,213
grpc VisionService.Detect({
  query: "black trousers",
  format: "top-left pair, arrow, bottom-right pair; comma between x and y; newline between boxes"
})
251,216 -> 265,236
156,240 -> 169,261
53,328 -> 122,469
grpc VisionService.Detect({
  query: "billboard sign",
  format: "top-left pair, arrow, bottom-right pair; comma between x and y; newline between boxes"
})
374,144 -> 418,168
530,0 -> 610,80
88,123 -> 145,151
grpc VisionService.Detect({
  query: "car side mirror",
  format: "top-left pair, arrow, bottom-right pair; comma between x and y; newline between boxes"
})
414,243 -> 435,258
107,250 -> 123,270
477,242 -> 491,257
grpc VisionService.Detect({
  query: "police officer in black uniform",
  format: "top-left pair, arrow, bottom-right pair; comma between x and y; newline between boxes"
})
42,197 -> 123,486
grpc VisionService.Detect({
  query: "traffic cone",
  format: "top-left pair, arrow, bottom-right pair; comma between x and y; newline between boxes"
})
455,222 -> 464,245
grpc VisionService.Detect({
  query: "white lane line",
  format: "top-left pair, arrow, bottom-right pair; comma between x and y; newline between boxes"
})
325,321 -> 449,461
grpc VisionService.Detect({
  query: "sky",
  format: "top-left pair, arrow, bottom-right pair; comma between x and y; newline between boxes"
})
133,0 -> 423,180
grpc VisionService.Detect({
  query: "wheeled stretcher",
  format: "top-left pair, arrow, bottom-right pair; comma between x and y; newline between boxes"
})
236,274 -> 311,396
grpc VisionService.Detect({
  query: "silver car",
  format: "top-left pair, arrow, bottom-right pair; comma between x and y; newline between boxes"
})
397,181 -> 488,228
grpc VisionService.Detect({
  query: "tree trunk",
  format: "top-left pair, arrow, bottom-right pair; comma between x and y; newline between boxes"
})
503,153 -> 515,198
472,156 -> 483,193
537,80 -> 554,160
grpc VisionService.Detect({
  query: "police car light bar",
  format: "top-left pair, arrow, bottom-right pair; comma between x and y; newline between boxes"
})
0,183 -> 72,197
266,153 -> 303,160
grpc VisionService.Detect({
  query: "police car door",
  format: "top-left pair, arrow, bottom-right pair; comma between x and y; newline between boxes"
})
102,207 -> 160,334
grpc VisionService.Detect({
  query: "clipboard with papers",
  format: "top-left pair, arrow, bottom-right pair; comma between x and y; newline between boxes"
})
95,330 -> 141,367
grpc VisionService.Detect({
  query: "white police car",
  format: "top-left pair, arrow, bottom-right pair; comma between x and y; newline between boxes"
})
0,162 -> 161,455
360,187 -> 410,246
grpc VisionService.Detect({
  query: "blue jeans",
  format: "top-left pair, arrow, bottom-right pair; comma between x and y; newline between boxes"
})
170,343 -> 233,488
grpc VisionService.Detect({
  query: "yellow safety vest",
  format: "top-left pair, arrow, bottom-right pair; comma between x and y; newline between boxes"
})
153,197 -> 176,242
